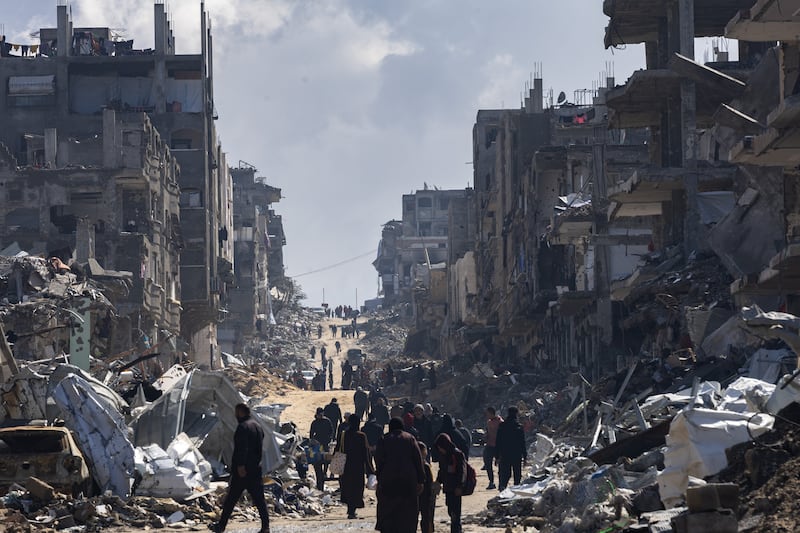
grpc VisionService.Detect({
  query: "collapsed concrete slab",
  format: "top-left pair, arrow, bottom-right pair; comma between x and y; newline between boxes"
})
130,367 -> 289,476
52,373 -> 135,499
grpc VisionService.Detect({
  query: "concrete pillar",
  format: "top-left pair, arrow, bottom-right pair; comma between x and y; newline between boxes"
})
102,109 -> 117,168
532,78 -> 544,113
679,0 -> 700,255
44,128 -> 57,168
57,5 -> 70,57
154,4 -> 167,54
75,218 -> 95,263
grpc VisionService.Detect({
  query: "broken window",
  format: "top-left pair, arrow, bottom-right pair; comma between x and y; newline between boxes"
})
6,208 -> 39,232
485,128 -> 497,149
171,139 -> 192,150
439,198 -> 450,210
436,226 -> 448,237
50,206 -> 77,234
180,190 -> 202,208
419,222 -> 432,236
404,199 -> 415,212
6,185 -> 23,202
418,197 -> 432,208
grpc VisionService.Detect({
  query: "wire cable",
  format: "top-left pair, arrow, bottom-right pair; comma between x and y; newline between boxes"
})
289,249 -> 378,278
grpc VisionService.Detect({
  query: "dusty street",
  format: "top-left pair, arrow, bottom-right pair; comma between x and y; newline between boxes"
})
241,316 -> 504,532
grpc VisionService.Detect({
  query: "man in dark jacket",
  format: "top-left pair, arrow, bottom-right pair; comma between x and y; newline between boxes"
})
310,407 -> 334,490
211,404 -> 269,533
374,417 -> 425,533
372,397 -> 390,429
362,413 -> 384,451
353,387 -> 369,420
495,406 -> 527,490
412,404 -> 434,450
323,398 -> 343,436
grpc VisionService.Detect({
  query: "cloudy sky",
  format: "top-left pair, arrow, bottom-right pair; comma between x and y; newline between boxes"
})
4,0 -> 658,308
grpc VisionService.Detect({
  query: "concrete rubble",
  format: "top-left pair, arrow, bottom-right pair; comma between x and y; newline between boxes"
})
0,286 -> 351,531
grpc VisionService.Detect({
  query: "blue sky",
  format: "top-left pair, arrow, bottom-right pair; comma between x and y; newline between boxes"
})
2,0 -> 661,307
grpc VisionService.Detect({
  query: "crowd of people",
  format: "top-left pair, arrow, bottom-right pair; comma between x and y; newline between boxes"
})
213,387 -> 527,532
299,391 -> 527,533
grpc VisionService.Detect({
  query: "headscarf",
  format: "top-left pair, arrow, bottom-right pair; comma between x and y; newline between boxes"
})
347,413 -> 360,432
435,432 -> 455,453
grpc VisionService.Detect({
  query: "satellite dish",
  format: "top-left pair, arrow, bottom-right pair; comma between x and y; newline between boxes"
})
557,91 -> 567,104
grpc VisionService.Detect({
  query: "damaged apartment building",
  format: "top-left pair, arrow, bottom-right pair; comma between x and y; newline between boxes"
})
374,187 -> 474,352
0,3 -> 236,367
425,0 -> 800,383
220,165 -> 284,355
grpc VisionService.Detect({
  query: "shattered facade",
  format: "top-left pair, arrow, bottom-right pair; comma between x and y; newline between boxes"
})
0,4 -> 234,366
220,166 -> 283,354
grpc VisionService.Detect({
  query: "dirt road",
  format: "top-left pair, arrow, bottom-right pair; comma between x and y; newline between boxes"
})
254,316 -> 504,532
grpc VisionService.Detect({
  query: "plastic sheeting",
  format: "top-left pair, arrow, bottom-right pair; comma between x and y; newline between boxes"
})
748,348 -> 793,384
52,373 -> 136,499
134,432 -> 212,500
697,191 -> 735,225
130,368 -> 287,476
70,75 -> 157,114
166,79 -> 203,113
658,407 -> 774,508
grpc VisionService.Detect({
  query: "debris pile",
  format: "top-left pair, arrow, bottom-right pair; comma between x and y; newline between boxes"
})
459,305 -> 800,532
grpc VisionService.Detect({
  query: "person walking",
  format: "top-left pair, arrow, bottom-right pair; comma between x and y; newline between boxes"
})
483,406 -> 503,490
210,404 -> 270,533
437,414 -> 469,458
310,346 -> 316,359
353,387 -> 369,420
427,363 -> 437,390
455,419 -> 472,454
410,364 -> 423,396
320,345 -> 327,361
418,442 -> 436,533
495,406 -> 527,491
362,413 -> 383,452
435,433 -> 465,533
338,414 -> 375,519
374,418 -> 425,533
323,398 -> 343,437
310,407 -> 334,491
373,397 -> 390,429
335,340 -> 341,354
412,404 -> 434,452
327,358 -> 334,389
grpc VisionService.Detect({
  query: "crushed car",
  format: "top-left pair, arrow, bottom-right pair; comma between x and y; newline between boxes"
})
0,425 -> 91,497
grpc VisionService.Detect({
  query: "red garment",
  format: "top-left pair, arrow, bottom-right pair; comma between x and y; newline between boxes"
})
486,415 -> 503,447
403,412 -> 415,430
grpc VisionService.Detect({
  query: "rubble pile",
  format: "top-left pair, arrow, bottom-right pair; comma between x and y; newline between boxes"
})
616,251 -> 737,361
359,307 -> 412,359
464,306 -> 800,532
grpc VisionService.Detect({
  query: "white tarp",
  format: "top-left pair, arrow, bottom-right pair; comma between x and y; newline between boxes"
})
53,373 -> 136,499
134,433 -> 211,500
748,348 -> 793,384
658,407 -> 774,508
718,377 -> 775,413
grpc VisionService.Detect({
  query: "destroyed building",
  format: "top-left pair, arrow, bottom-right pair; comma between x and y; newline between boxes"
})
374,188 -> 474,353
220,165 -> 283,354
0,3 -> 236,366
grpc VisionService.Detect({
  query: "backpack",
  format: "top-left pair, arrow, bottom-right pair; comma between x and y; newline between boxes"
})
461,456 -> 477,496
